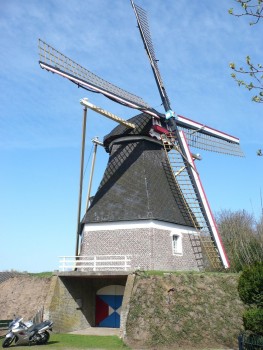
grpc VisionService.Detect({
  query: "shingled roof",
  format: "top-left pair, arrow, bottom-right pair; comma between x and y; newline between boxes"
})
103,112 -> 153,152
82,113 -> 195,227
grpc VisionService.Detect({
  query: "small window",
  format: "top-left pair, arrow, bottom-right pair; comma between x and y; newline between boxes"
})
172,234 -> 182,255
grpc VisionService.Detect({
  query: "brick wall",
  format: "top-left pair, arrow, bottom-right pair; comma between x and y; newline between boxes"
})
81,220 -> 200,271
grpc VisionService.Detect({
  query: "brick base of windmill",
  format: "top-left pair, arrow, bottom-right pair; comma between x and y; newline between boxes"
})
80,221 -> 200,271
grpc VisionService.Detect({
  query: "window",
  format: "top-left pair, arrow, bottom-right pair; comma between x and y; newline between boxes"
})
172,235 -> 178,254
171,234 -> 182,255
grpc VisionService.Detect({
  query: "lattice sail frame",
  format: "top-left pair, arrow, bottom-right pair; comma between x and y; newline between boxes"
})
38,39 -> 243,157
162,133 -> 230,269
131,1 -> 171,112
177,123 -> 243,156
38,39 -> 151,111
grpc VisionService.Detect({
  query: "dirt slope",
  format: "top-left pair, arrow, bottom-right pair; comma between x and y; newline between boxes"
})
0,275 -> 51,321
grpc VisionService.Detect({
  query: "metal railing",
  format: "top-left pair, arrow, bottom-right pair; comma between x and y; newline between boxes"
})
238,333 -> 263,350
59,255 -> 132,272
0,320 -> 12,339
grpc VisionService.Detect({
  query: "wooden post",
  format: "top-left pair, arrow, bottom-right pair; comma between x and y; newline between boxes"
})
75,105 -> 87,257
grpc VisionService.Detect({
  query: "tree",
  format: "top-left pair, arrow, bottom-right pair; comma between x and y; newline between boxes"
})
216,209 -> 263,271
229,1 -> 263,103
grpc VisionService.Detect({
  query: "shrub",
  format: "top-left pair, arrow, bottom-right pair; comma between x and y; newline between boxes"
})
238,262 -> 263,306
243,308 -> 263,335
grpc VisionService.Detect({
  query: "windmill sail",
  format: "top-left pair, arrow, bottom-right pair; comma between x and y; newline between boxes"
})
162,133 -> 230,269
38,39 -> 158,117
176,116 -> 243,156
131,0 -> 171,112
38,39 -> 243,157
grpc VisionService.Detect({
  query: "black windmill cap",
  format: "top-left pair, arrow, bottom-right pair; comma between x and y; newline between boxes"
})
103,113 -> 153,152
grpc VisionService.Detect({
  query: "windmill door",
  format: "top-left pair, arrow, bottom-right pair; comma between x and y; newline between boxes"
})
95,285 -> 125,328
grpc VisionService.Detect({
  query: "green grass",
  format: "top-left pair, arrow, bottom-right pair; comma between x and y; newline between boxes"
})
138,270 -> 239,277
30,334 -> 130,349
1,270 -> 54,278
28,271 -> 53,278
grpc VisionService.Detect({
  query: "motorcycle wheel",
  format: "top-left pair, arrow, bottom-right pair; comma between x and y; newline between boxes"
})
36,331 -> 50,345
2,337 -> 14,348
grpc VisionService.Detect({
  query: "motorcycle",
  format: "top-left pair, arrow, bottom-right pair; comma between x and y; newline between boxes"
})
2,317 -> 53,348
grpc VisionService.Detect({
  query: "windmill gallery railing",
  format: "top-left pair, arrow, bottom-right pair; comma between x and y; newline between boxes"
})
59,255 -> 132,272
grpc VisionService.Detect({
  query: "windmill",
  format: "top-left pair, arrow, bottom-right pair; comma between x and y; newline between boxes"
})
38,1 -> 243,271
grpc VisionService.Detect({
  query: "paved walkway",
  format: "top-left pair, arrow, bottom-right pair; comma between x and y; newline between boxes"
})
69,327 -> 121,336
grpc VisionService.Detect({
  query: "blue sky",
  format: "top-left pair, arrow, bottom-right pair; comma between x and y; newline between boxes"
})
0,0 -> 262,272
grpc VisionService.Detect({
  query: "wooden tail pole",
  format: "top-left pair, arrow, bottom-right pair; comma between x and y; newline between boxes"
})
80,98 -> 136,129
75,104 -> 87,257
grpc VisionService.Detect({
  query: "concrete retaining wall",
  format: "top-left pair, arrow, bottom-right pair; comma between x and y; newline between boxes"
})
46,274 -> 127,333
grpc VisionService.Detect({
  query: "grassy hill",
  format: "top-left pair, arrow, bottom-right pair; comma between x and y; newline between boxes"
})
125,271 -> 244,349
0,270 -> 245,349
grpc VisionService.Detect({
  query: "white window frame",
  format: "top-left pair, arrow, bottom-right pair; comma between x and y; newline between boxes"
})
170,232 -> 183,256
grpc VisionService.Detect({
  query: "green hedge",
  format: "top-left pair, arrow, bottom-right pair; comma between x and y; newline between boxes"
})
238,262 -> 263,336
243,308 -> 263,335
238,262 -> 263,306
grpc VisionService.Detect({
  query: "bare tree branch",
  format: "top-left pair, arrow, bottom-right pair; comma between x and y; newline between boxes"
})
229,0 -> 263,25
230,57 -> 263,103
229,1 -> 263,103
